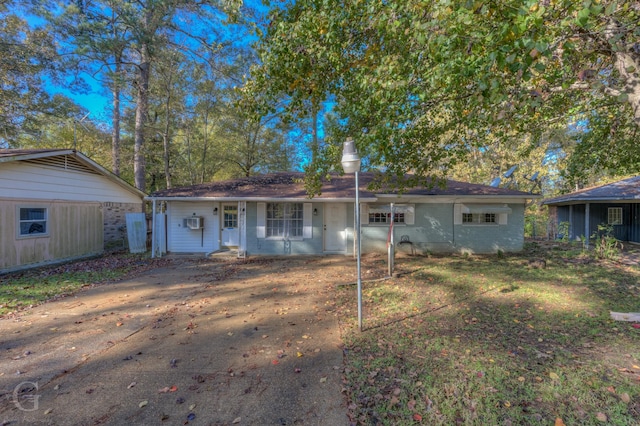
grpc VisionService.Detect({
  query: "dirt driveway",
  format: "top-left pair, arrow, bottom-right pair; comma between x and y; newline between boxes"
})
0,255 -> 370,425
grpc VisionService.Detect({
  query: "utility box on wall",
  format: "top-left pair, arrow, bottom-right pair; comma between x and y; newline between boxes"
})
184,216 -> 204,230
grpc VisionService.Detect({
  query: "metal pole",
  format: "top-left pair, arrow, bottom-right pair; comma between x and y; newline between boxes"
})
355,170 -> 362,332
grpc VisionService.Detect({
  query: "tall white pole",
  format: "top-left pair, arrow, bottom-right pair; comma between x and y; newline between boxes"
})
355,170 -> 362,331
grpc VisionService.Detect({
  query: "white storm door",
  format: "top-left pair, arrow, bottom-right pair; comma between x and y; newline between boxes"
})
324,203 -> 347,252
221,204 -> 239,247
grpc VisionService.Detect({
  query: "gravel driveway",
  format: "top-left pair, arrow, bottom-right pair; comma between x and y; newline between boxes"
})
0,255 -> 354,425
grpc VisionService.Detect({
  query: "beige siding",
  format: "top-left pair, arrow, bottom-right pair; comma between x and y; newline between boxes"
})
0,200 -> 103,272
0,162 -> 141,203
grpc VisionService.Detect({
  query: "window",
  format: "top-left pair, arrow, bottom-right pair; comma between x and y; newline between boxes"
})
223,205 -> 238,228
19,207 -> 48,236
454,204 -> 509,225
266,203 -> 303,238
608,207 -> 623,225
462,213 -> 497,224
365,204 -> 414,225
369,210 -> 405,224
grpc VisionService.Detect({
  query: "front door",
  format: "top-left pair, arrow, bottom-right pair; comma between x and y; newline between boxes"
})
221,203 -> 239,247
324,203 -> 347,252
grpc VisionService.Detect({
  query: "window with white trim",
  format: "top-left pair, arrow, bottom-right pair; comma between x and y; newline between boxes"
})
368,208 -> 405,224
608,207 -> 623,225
19,207 -> 48,236
266,202 -> 303,238
462,213 -> 497,224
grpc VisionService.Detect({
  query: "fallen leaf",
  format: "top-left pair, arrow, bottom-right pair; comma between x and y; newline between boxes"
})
621,393 -> 631,403
413,413 -> 422,421
517,376 -> 525,382
504,401 -> 511,408
271,360 -> 279,365
407,399 -> 416,410
320,377 -> 327,383
233,417 -> 241,424
596,412 -> 607,422
549,372 -> 560,380
44,408 -> 53,415
555,418 -> 566,426
169,385 -> 178,392
139,400 -> 148,408
116,322 -> 123,327
296,351 -> 304,357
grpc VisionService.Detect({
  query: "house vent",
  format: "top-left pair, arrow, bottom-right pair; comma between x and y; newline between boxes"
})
24,155 -> 99,175
185,216 -> 204,230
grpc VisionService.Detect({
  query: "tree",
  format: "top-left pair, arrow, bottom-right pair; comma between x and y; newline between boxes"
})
40,0 -> 243,192
247,0 -> 640,193
0,2 -> 60,146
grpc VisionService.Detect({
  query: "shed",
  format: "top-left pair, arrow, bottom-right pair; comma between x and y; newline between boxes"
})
0,149 -> 145,272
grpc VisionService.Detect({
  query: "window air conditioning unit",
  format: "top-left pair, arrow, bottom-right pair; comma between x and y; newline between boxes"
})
185,216 -> 204,230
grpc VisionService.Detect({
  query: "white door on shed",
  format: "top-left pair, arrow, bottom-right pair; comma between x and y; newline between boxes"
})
324,203 -> 347,252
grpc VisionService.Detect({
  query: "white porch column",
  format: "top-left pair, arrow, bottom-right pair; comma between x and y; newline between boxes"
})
151,199 -> 157,258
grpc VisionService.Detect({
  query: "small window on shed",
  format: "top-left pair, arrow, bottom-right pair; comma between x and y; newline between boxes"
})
608,207 -> 623,225
19,207 -> 48,236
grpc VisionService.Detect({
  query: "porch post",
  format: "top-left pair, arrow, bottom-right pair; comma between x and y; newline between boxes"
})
584,203 -> 590,248
151,199 -> 156,258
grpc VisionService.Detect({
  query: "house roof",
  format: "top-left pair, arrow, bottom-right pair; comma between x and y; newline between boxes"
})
543,176 -> 640,205
0,148 -> 146,198
148,172 -> 538,202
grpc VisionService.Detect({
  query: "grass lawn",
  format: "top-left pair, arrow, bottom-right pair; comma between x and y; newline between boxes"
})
0,252 -> 162,316
337,242 -> 640,425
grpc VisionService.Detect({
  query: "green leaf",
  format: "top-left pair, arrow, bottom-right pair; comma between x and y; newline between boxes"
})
617,93 -> 629,103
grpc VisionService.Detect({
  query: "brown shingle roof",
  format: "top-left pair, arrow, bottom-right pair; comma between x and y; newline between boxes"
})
543,176 -> 640,205
149,172 -> 537,200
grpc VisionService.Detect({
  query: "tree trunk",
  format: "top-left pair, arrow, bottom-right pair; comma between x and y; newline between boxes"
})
134,43 -> 150,192
201,108 -> 209,183
111,60 -> 121,176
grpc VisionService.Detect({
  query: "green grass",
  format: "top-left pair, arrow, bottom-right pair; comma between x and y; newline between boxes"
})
338,243 -> 640,425
0,252 -> 152,316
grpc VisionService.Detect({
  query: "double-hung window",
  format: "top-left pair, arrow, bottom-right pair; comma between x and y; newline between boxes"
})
608,207 -> 623,225
19,207 -> 48,236
266,202 -> 303,238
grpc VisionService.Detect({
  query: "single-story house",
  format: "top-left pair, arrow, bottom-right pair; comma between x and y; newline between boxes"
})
543,176 -> 640,243
0,149 -> 145,272
147,172 -> 538,257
